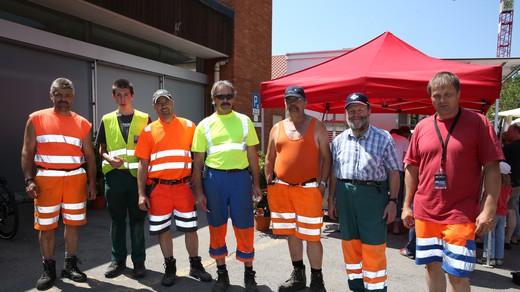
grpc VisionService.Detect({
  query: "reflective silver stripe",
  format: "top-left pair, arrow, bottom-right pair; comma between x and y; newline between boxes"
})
35,154 -> 85,164
148,162 -> 192,173
417,237 -> 442,246
271,212 -> 296,220
35,204 -> 61,213
62,202 -> 86,210
108,148 -> 135,157
36,134 -> 83,147
150,149 -> 191,162
148,213 -> 172,232
175,220 -> 197,228
174,210 -> 197,219
346,262 -> 363,270
416,249 -> 443,259
127,162 -> 139,170
203,113 -> 249,155
296,226 -> 321,236
297,215 -> 323,224
347,272 -> 363,280
364,269 -> 387,279
274,178 -> 318,188
443,242 -> 476,272
272,222 -> 295,229
35,215 -> 60,226
149,213 -> 171,222
365,281 -> 386,290
36,168 -> 85,177
149,221 -> 172,232
62,213 -> 86,221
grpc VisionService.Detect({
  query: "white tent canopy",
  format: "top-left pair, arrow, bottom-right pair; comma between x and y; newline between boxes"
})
498,108 -> 520,117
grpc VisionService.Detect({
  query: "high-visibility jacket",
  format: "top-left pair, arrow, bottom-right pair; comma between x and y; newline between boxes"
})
134,116 -> 195,180
101,110 -> 149,176
30,108 -> 91,170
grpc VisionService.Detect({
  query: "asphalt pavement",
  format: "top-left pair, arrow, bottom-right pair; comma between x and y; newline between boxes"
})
1,199 -> 519,291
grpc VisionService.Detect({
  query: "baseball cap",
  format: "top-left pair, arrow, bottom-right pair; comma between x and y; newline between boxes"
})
152,89 -> 173,103
284,86 -> 306,100
345,92 -> 370,108
500,161 -> 511,174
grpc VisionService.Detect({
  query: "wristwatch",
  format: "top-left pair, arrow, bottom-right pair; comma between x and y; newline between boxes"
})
320,181 -> 328,188
25,177 -> 35,186
388,198 -> 397,203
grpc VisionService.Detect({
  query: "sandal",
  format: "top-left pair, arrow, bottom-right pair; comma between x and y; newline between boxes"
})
399,248 -> 415,259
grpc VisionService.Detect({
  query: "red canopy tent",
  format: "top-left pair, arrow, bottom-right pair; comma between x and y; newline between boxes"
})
260,32 -> 503,115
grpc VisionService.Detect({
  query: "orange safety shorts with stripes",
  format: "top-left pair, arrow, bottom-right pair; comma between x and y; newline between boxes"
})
267,183 -> 323,242
415,218 -> 477,278
147,181 -> 197,235
34,168 -> 87,231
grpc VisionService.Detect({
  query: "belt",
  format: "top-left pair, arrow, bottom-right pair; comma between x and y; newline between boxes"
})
338,178 -> 384,186
153,176 -> 190,185
37,166 -> 83,172
208,167 -> 247,172
273,178 -> 318,187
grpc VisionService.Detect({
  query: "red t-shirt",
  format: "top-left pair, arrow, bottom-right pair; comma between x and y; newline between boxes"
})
497,184 -> 512,216
404,109 -> 504,224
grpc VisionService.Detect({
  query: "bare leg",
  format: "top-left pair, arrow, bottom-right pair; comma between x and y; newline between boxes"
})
287,234 -> 304,261
426,262 -> 447,292
158,231 -> 173,258
447,274 -> 470,292
39,229 -> 56,259
506,209 -> 516,244
306,241 -> 323,269
185,231 -> 199,257
64,225 -> 79,255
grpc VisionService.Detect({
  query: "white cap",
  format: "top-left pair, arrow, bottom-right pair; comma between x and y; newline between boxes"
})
500,161 -> 511,174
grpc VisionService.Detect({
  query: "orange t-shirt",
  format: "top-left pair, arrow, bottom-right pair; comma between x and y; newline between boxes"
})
274,118 -> 319,183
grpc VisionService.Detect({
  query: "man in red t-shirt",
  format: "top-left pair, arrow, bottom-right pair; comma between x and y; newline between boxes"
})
402,72 -> 503,291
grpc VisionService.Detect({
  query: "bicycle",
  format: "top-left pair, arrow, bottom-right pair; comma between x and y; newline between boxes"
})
0,177 -> 19,239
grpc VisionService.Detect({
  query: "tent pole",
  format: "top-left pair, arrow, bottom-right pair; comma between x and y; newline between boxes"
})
494,99 -> 500,133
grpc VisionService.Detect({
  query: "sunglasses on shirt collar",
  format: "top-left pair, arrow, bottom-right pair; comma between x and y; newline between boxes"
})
214,94 -> 234,101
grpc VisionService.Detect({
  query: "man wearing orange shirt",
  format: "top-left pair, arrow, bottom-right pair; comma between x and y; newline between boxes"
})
135,89 -> 211,287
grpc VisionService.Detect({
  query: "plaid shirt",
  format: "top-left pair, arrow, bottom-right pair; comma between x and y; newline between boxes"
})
331,125 -> 402,181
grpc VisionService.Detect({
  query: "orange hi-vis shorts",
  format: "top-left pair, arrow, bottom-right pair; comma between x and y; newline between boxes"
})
34,168 -> 87,231
415,218 -> 477,278
267,183 -> 324,242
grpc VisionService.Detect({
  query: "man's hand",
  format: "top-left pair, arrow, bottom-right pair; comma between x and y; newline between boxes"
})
138,194 -> 150,211
401,206 -> 414,229
87,183 -> 97,200
195,192 -> 208,212
383,201 -> 397,224
252,185 -> 263,203
25,181 -> 39,198
327,199 -> 337,220
107,155 -> 124,169
475,209 -> 496,236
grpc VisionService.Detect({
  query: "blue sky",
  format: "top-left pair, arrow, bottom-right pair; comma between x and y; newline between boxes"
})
272,0 -> 520,59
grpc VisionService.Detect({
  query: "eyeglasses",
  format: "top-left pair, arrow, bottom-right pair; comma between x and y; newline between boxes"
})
214,94 -> 234,101
284,96 -> 305,104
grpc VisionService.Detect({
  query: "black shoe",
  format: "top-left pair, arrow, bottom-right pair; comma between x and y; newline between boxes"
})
310,271 -> 326,292
189,256 -> 212,282
104,261 -> 126,278
245,269 -> 258,292
279,265 -> 306,292
36,259 -> 57,291
212,269 -> 230,292
61,256 -> 87,282
132,262 -> 146,278
161,257 -> 176,286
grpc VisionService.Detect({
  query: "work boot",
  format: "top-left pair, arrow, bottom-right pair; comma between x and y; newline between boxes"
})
244,269 -> 258,292
278,265 -> 306,291
189,256 -> 212,282
104,260 -> 126,278
310,270 -> 326,292
36,259 -> 56,291
132,262 -> 147,278
161,257 -> 176,286
61,255 -> 87,282
212,269 -> 230,292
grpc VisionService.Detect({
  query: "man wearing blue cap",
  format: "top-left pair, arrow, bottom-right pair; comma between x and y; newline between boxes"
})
328,92 -> 401,292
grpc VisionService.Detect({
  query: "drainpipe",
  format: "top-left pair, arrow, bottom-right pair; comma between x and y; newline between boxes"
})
214,59 -> 229,83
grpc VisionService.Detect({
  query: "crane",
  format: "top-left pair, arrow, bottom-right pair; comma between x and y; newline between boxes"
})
497,0 -> 514,57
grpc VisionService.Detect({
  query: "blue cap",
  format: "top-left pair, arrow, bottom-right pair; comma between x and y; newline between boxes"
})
284,85 -> 306,100
345,92 -> 370,108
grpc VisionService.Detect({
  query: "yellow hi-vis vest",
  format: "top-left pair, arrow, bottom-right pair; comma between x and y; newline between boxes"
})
101,110 -> 149,176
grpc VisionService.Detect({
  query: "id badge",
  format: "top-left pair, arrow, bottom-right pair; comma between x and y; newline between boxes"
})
434,173 -> 447,189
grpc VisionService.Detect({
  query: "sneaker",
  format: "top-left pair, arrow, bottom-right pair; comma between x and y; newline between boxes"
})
495,259 -> 504,266
104,261 -> 126,278
477,257 -> 496,265
61,255 -> 87,282
36,259 -> 57,291
189,256 -> 212,282
244,269 -> 258,292
310,271 -> 326,292
132,262 -> 147,278
279,265 -> 306,292
212,269 -> 230,292
161,257 -> 176,286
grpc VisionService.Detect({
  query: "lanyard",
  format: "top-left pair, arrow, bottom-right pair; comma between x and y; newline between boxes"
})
434,108 -> 461,172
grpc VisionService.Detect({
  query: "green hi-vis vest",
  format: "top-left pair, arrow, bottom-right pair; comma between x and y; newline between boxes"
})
101,109 -> 149,176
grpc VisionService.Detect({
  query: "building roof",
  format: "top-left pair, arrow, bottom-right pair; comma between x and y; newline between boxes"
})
271,55 -> 287,79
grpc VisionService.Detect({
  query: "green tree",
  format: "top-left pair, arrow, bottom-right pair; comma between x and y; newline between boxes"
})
487,74 -> 520,120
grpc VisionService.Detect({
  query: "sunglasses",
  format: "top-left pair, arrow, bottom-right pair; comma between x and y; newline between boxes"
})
214,94 -> 234,101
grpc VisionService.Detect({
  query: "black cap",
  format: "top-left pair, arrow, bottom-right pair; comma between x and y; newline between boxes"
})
152,89 -> 173,103
284,85 -> 306,100
345,92 -> 370,108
